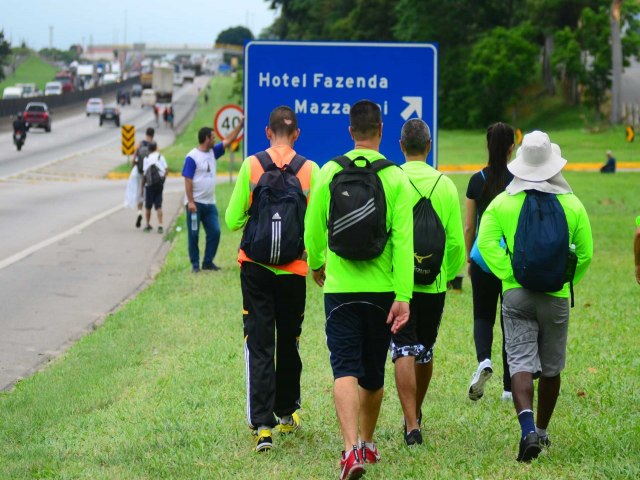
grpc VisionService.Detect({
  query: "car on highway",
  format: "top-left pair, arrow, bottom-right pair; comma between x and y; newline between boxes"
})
23,102 -> 52,132
86,98 -> 103,116
131,84 -> 143,97
2,86 -> 23,99
44,81 -> 63,96
99,104 -> 120,127
141,89 -> 157,108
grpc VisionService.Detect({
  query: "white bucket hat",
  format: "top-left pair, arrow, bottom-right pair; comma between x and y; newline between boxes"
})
508,130 -> 566,182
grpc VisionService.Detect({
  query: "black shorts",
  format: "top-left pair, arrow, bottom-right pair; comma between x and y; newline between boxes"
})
325,292 -> 394,391
145,183 -> 163,210
391,292 -> 445,364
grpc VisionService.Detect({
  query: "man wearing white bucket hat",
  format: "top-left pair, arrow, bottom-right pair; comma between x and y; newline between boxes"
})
476,130 -> 593,462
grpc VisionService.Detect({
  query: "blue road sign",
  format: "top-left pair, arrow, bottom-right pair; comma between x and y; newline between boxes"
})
244,41 -> 438,167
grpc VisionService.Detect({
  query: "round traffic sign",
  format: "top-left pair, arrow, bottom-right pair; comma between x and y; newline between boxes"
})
214,104 -> 244,142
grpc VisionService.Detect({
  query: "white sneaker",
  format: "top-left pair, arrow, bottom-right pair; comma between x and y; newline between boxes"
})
469,359 -> 493,401
501,390 -> 513,401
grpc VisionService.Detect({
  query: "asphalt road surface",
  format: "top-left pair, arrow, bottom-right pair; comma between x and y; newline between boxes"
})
0,76 -> 209,390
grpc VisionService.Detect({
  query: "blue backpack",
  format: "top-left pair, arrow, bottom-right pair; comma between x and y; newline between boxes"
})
511,190 -> 569,293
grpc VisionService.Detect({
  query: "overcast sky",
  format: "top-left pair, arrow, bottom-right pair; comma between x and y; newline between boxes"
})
1,0 -> 279,49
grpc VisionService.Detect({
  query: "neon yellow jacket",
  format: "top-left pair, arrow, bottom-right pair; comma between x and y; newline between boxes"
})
478,191 -> 593,297
304,149 -> 414,302
402,161 -> 465,293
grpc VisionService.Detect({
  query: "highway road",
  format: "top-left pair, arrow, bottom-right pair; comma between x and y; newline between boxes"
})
0,76 -> 209,390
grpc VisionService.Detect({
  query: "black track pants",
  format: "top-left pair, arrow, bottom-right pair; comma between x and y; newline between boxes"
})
240,262 -> 305,428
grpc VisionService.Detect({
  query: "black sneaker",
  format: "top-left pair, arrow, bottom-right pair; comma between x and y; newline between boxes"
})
157,226 -> 163,234
192,267 -> 201,273
517,432 -> 541,462
202,263 -> 220,271
255,429 -> 273,453
135,214 -> 142,228
405,429 -> 423,447
143,225 -> 152,232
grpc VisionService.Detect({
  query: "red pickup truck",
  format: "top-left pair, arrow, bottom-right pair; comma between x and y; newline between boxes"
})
23,102 -> 52,132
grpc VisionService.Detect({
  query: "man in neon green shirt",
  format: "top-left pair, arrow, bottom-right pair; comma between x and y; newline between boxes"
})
390,119 -> 465,446
304,100 -> 414,479
478,131 -> 593,462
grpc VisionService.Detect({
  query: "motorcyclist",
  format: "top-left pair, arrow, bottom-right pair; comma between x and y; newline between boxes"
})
13,113 -> 29,144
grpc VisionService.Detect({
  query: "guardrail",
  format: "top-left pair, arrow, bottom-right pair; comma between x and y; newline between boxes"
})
0,77 -> 140,118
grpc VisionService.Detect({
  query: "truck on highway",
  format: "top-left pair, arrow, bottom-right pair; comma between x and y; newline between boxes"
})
54,71 -> 75,93
152,65 -> 174,103
140,68 -> 153,89
76,64 -> 95,89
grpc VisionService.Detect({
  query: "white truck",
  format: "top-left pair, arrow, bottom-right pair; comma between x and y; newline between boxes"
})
76,64 -> 95,89
152,65 -> 174,103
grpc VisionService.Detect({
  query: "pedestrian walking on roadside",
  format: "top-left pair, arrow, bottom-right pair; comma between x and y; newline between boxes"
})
133,128 -> 155,228
225,106 -> 319,453
390,119 -> 465,447
477,130 -> 593,462
465,122 -> 515,402
142,142 -> 167,233
182,121 -> 243,272
305,100 -> 414,479
153,104 -> 160,127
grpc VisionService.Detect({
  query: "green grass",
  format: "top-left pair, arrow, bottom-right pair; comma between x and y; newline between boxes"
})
112,75 -> 244,175
0,55 -> 57,92
1,170 -> 638,478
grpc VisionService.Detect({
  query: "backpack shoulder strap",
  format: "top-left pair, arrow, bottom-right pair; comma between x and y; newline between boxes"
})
331,155 -> 352,169
407,177 -> 424,198
287,154 -> 307,175
254,150 -> 274,171
370,159 -> 396,173
427,174 -> 443,199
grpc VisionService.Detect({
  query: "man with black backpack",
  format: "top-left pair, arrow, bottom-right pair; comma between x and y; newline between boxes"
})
225,106 -> 318,453
390,119 -> 465,447
477,131 -> 593,463
133,127 -> 155,228
305,100 -> 414,480
142,142 -> 167,233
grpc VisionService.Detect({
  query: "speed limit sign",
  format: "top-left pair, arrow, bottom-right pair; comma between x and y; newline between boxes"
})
214,104 -> 244,141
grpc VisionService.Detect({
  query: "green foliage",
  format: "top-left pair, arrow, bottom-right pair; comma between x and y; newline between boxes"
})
38,46 -> 80,64
0,30 -> 11,82
466,24 -> 539,126
216,26 -> 254,46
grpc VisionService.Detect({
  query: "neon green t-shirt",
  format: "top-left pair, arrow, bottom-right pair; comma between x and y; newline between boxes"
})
304,149 -> 414,302
478,191 -> 593,297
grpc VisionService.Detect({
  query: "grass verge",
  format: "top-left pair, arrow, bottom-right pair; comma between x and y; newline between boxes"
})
0,55 -> 57,92
1,169 -> 638,479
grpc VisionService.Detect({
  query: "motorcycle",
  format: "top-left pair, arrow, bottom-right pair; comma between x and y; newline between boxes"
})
13,131 -> 25,151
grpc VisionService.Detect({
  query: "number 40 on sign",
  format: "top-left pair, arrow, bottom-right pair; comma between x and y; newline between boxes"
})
214,104 -> 244,141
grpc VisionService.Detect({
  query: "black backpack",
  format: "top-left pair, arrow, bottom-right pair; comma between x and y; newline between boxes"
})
328,156 -> 395,260
136,140 -> 150,174
511,190 -> 569,293
409,174 -> 446,285
144,161 -> 164,186
240,151 -> 307,265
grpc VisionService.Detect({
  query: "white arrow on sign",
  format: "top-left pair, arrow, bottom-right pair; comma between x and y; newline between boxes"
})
400,96 -> 423,120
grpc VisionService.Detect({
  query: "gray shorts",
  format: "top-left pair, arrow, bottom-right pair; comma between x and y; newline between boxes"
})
502,288 -> 570,378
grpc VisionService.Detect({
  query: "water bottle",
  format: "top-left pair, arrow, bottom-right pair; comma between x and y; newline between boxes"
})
565,243 -> 577,283
191,212 -> 198,231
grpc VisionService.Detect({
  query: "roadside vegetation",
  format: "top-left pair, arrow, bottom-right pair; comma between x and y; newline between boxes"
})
0,54 -> 57,92
0,169 -> 637,478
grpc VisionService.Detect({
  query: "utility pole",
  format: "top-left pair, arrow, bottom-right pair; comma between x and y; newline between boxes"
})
49,25 -> 53,49
124,10 -> 128,47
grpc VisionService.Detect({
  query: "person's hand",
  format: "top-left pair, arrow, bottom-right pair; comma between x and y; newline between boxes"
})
187,201 -> 197,213
312,265 -> 326,287
386,301 -> 410,334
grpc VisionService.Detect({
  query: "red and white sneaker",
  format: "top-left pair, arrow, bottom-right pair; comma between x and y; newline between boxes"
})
360,441 -> 381,464
340,445 -> 365,480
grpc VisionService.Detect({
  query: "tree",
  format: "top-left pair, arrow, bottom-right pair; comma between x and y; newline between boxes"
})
216,26 -> 254,46
0,30 -> 11,83
610,0 -> 623,124
465,25 -> 539,126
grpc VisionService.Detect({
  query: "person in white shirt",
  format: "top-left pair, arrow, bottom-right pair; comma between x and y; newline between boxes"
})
142,142 -> 168,233
182,123 -> 243,272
